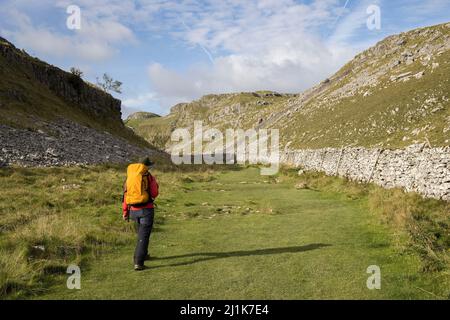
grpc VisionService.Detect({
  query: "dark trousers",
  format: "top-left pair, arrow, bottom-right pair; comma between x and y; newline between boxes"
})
130,208 -> 154,266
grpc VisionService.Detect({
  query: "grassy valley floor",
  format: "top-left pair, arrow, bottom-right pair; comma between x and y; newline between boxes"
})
0,165 -> 448,299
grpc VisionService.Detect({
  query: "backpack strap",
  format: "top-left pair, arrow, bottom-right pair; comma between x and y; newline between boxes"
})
143,172 -> 150,192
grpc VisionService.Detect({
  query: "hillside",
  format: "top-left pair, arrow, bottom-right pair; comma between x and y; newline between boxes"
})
128,22 -> 450,150
126,111 -> 160,122
0,37 -> 153,166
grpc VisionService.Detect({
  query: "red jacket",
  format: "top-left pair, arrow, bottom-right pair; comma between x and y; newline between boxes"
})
122,174 -> 159,218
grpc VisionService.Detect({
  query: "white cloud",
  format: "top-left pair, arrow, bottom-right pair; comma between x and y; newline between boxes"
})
148,39 -> 355,107
147,63 -> 200,108
7,26 -> 118,61
146,0 -> 360,108
121,92 -> 170,119
122,92 -> 157,109
0,1 -> 136,61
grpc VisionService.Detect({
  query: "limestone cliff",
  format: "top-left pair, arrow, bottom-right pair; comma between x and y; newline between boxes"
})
0,36 -> 122,124
0,37 -> 154,166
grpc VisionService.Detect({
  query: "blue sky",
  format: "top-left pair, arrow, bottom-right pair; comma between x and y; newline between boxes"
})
1,0 -> 449,118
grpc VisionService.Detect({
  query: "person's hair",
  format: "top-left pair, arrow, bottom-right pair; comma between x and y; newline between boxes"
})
139,157 -> 154,167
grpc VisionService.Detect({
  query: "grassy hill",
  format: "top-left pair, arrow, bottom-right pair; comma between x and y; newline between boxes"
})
128,22 -> 450,150
125,111 -> 160,123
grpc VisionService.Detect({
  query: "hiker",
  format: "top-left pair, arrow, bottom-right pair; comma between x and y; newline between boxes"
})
122,157 -> 159,271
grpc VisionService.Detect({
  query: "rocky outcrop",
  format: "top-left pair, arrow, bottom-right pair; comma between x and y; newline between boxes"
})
0,118 -> 155,167
0,37 -> 122,123
0,37 -> 157,167
282,144 -> 450,201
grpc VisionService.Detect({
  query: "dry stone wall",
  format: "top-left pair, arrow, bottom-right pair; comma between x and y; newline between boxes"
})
282,144 -> 450,201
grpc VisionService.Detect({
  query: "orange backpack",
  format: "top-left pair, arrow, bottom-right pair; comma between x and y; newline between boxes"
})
125,164 -> 150,205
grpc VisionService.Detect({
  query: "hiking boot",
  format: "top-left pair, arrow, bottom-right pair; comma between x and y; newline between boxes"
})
134,264 -> 145,271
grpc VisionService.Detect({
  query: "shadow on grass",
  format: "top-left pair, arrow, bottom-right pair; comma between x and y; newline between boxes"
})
148,243 -> 331,269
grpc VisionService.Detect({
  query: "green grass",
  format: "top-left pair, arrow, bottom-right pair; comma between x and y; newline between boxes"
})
1,164 -> 448,299
290,169 -> 450,274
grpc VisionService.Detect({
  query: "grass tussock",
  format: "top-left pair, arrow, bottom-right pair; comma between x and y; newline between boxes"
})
368,188 -> 449,272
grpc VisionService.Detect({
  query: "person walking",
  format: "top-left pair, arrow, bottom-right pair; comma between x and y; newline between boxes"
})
122,157 -> 159,271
